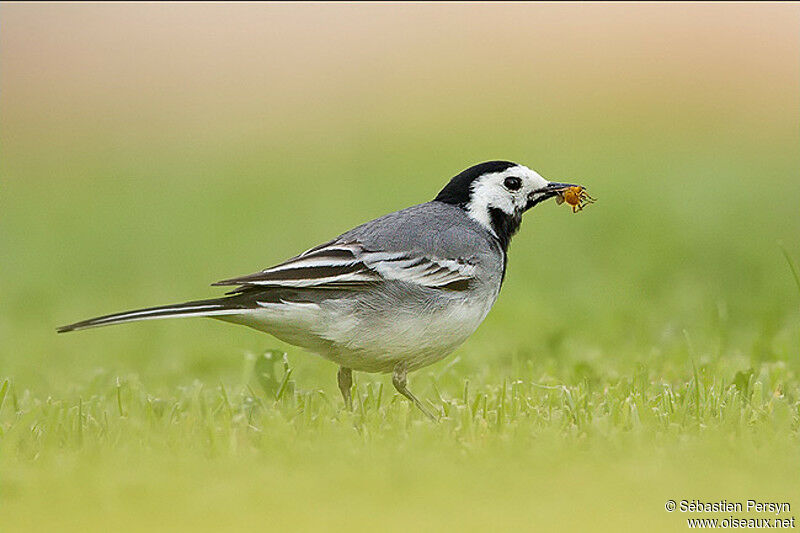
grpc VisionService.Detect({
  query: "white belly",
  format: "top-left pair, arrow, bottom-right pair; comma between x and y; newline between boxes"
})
221,290 -> 498,373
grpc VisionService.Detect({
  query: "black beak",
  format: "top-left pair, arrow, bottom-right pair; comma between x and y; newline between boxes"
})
525,182 -> 579,210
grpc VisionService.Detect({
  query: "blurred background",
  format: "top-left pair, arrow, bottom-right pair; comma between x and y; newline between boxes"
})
1,4 -> 799,530
3,3 -> 798,389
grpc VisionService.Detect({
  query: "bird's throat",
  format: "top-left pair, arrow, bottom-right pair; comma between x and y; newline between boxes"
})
487,207 -> 521,253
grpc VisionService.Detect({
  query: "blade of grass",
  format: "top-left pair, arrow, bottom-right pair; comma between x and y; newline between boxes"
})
0,379 -> 9,415
779,243 -> 800,297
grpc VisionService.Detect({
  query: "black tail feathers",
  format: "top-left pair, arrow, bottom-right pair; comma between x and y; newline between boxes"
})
57,297 -> 245,333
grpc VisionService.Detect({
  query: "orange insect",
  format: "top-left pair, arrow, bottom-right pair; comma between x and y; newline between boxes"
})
556,186 -> 596,213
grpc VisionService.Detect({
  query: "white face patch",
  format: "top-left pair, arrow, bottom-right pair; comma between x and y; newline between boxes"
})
465,164 -> 550,234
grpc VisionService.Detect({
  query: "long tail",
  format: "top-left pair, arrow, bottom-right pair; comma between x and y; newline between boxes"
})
57,297 -> 248,333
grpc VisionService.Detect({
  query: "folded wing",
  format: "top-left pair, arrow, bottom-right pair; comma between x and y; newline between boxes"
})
213,240 -> 476,292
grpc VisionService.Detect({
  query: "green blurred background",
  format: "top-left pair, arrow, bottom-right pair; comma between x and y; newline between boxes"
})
2,3 -> 799,531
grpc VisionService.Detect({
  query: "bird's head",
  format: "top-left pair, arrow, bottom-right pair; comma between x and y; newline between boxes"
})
434,161 -> 576,250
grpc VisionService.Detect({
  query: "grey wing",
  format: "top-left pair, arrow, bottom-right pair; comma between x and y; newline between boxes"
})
213,239 -> 478,293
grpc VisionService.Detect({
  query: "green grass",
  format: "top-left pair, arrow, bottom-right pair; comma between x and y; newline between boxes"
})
1,351 -> 798,531
2,6 -> 800,528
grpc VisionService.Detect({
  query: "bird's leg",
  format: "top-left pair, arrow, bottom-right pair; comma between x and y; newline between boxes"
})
337,366 -> 353,410
391,363 -> 437,421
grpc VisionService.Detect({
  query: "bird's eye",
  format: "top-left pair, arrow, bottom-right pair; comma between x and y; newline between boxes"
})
503,177 -> 522,191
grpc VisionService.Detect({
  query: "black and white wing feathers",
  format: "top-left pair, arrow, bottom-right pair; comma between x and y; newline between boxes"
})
213,240 -> 476,292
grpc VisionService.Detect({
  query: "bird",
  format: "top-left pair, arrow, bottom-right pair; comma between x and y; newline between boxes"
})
58,161 -> 581,419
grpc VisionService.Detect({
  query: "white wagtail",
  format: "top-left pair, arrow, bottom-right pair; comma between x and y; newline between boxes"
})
59,161 -> 585,418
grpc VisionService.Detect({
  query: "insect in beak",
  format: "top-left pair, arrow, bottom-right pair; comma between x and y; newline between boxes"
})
555,185 -> 596,213
525,182 -> 596,213
525,182 -> 578,210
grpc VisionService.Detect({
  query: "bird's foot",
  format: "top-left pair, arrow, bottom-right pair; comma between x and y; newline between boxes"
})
392,363 -> 438,421
337,366 -> 353,411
